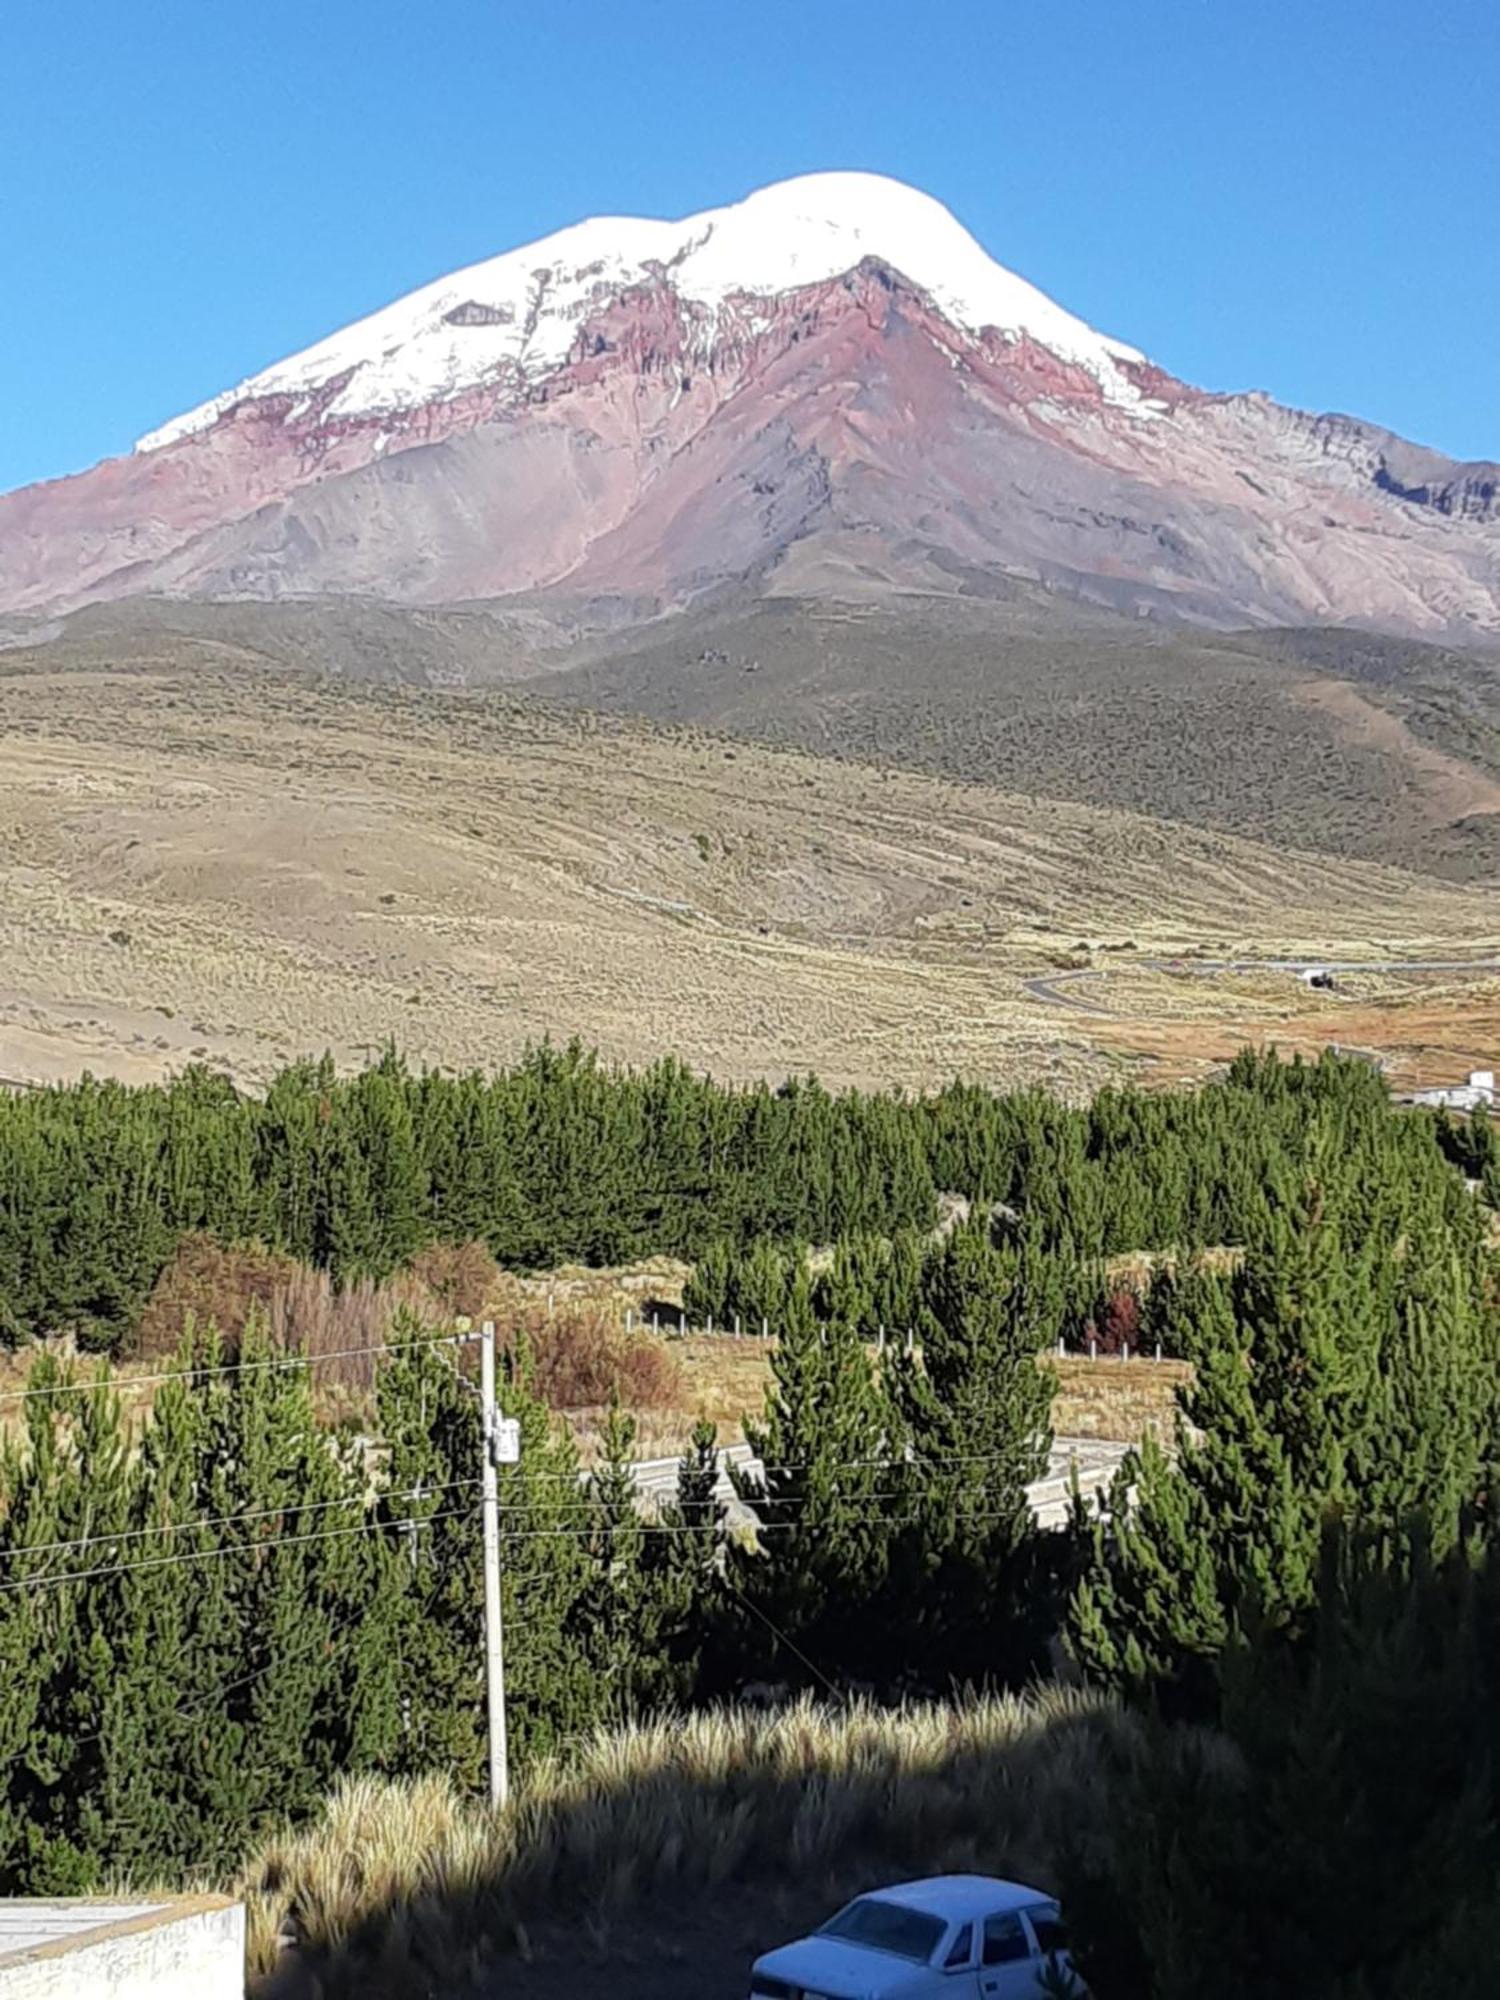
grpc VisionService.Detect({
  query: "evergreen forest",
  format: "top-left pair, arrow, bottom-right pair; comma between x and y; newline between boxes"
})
0,1044 -> 1496,1995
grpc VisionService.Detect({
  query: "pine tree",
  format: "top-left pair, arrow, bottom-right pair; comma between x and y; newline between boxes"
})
888,1218 -> 1057,1684
1064,1525 -> 1500,2000
729,1270 -> 903,1684
1069,1150 -> 1500,1699
734,1236 -> 795,1335
637,1418 -> 727,1706
578,1405 -> 652,1721
682,1241 -> 733,1327
813,1234 -> 884,1335
0,1357 -> 132,1891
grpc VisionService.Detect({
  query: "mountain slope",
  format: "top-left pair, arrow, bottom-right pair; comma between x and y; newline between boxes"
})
1,649 -> 1496,1097
2,173 -> 1496,635
16,590 -> 1500,883
530,590 -> 1500,882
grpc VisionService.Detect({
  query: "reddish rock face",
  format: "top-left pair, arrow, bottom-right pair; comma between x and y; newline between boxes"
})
2,243 -> 1497,637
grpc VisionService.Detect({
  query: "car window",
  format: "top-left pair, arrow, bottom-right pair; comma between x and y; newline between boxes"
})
983,1911 -> 1031,1964
818,1898 -> 947,1964
943,1922 -> 974,1968
1026,1905 -> 1069,1956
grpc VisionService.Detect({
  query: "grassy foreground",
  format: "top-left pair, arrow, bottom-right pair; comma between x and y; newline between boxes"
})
237,1691 -> 1220,1997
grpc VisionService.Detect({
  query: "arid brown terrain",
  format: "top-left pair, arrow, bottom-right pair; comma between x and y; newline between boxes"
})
1,647 -> 1496,1097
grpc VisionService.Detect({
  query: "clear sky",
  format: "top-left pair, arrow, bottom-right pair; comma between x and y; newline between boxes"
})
2,0 -> 1496,493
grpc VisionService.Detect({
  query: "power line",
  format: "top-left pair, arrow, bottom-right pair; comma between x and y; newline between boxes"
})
0,1476 -> 484,1567
526,1444 -> 1077,1483
0,1443 -> 1096,1572
0,1499 -> 1044,1602
427,1509 -> 1029,1542
0,1576 -> 449,1778
0,1501 -> 479,1598
719,1571 -> 839,1698
0,1328 -> 476,1407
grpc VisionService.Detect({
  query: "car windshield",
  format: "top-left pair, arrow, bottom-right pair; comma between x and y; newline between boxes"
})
818,1897 -> 948,1963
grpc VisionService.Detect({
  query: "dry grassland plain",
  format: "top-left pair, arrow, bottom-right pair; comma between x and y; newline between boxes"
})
562,1338 -> 1189,1461
0,657 -> 1496,1096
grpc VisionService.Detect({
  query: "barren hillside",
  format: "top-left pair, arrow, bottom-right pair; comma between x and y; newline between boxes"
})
1,651 -> 1495,1096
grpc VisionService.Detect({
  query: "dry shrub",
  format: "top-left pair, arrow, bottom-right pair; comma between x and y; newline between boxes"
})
132,1233 -> 302,1361
131,1234 -> 448,1395
1083,1287 -> 1142,1358
262,1266 -> 443,1396
502,1301 -> 680,1412
404,1240 -> 504,1321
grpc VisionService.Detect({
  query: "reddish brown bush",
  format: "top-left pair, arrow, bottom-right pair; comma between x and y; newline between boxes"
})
132,1235 -> 447,1394
1084,1286 -> 1143,1357
405,1240 -> 504,1321
132,1233 -> 301,1361
133,1238 -> 677,1410
500,1301 -> 680,1412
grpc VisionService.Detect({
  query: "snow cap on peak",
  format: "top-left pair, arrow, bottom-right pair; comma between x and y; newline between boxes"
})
135,171 -> 1146,452
686,171 -> 1143,370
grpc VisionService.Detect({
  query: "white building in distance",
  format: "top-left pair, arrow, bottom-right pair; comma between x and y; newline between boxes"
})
1410,1070 -> 1496,1112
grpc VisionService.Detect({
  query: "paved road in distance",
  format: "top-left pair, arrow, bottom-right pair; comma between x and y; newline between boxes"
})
629,1436 -> 1131,1530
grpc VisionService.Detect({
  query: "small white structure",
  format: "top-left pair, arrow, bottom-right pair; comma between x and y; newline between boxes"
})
1411,1070 -> 1496,1112
0,1896 -> 242,1999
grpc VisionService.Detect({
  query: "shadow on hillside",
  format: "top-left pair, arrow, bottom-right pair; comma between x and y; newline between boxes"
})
250,1692 -> 1176,2000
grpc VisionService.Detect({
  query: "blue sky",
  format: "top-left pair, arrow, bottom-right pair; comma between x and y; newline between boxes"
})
2,0 -> 1496,492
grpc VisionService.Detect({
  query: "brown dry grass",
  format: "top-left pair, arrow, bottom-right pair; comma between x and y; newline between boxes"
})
1087,978 -> 1500,1094
513,1258 -> 693,1317
236,1689 -> 1203,1998
563,1332 -> 1190,1460
0,660 -> 1494,1097
1047,1355 -> 1191,1444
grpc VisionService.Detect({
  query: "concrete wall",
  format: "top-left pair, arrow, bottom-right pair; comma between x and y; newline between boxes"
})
0,1897 -> 243,1999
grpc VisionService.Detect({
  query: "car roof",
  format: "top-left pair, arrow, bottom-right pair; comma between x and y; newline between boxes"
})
858,1875 -> 1049,1921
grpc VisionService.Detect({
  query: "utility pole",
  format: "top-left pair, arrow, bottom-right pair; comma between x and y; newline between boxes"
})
480,1320 -> 521,1811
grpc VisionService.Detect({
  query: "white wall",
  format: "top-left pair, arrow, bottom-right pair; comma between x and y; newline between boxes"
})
0,1899 -> 243,2000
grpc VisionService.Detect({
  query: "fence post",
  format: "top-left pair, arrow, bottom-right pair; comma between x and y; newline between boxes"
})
1155,1341 -> 1162,1362
1089,1337 -> 1097,1362
762,1315 -> 769,1340
707,1314 -> 713,1336
734,1314 -> 741,1338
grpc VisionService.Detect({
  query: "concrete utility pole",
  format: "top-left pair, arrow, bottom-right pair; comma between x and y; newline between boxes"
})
480,1320 -> 520,1811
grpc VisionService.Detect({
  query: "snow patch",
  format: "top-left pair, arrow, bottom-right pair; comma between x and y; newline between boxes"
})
136,171 -> 1150,453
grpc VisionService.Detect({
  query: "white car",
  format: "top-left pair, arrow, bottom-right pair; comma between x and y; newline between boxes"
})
748,1874 -> 1083,1999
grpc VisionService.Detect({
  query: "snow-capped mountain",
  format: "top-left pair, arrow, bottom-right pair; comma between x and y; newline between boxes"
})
2,171 -> 1497,633
137,173 -> 1151,450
